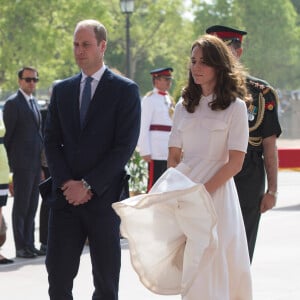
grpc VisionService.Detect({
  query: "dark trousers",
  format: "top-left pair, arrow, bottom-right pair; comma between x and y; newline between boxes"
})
12,168 -> 40,250
234,151 -> 265,262
46,203 -> 121,300
39,200 -> 49,245
147,160 -> 167,192
39,166 -> 50,246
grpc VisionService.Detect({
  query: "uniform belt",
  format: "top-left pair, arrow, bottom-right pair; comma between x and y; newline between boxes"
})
0,137 -> 4,144
149,125 -> 171,132
247,147 -> 263,154
245,149 -> 263,164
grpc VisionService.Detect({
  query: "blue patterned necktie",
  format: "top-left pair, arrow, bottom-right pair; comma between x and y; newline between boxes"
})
80,76 -> 93,126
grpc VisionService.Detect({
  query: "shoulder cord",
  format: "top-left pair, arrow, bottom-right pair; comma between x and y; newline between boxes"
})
249,92 -> 265,146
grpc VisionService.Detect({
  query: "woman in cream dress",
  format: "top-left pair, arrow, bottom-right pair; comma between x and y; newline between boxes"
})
167,35 -> 252,299
113,34 -> 252,300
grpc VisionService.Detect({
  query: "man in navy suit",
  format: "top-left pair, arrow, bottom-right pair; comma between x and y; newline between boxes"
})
3,66 -> 45,258
44,19 -> 141,300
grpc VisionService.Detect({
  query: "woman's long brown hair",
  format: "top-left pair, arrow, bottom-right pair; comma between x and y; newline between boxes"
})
182,34 -> 250,113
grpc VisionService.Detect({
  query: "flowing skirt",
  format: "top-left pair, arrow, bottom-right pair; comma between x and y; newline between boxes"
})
112,168 -> 218,296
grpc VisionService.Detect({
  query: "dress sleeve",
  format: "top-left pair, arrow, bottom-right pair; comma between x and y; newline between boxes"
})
228,99 -> 249,153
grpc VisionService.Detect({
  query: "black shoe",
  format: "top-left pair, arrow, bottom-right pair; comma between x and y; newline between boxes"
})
40,244 -> 47,253
28,246 -> 46,256
0,257 -> 14,264
16,248 -> 37,258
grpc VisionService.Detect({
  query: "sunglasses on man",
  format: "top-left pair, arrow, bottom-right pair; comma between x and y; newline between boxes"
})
22,77 -> 39,83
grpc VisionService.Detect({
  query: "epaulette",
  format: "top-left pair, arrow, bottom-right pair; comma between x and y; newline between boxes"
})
169,95 -> 176,106
247,78 -> 269,93
263,86 -> 279,111
144,91 -> 154,98
246,76 -> 278,110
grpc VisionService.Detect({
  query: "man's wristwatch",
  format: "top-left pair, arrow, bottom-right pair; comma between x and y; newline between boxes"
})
267,190 -> 278,198
81,179 -> 92,191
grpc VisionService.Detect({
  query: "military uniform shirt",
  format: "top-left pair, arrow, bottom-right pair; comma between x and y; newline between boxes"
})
137,88 -> 173,160
246,75 -> 282,151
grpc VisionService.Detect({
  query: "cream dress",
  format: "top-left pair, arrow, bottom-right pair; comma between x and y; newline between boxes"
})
169,95 -> 252,300
113,95 -> 252,300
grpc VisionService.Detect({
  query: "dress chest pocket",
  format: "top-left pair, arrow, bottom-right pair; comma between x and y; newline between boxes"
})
177,117 -> 228,160
200,118 -> 229,160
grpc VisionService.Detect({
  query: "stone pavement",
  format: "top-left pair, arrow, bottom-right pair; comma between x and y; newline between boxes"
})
277,138 -> 300,148
1,170 -> 300,300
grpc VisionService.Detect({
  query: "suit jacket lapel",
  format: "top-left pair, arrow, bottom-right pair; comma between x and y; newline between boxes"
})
18,91 -> 39,128
68,74 -> 82,134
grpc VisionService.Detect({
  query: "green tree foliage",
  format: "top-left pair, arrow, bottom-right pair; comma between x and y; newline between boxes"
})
0,0 -> 115,92
0,0 -> 192,98
290,0 -> 300,30
192,0 -> 300,89
0,0 -> 299,98
109,0 -> 193,96
238,0 -> 299,88
291,0 -> 300,14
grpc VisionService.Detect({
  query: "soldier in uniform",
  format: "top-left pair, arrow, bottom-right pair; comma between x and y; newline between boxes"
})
206,25 -> 282,262
138,67 -> 174,191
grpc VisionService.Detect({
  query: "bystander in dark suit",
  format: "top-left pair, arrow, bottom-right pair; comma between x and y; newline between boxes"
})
3,66 -> 45,258
44,19 -> 141,300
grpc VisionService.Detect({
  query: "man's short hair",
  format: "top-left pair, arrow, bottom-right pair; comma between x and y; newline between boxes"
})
17,66 -> 38,79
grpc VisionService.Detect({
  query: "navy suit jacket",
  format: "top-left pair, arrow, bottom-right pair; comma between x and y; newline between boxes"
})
3,90 -> 43,171
44,68 -> 141,210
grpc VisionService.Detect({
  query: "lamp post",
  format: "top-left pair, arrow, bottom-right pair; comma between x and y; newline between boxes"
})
120,0 -> 134,78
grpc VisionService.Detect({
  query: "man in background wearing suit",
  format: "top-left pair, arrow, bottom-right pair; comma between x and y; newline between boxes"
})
44,19 -> 141,300
3,66 -> 45,258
